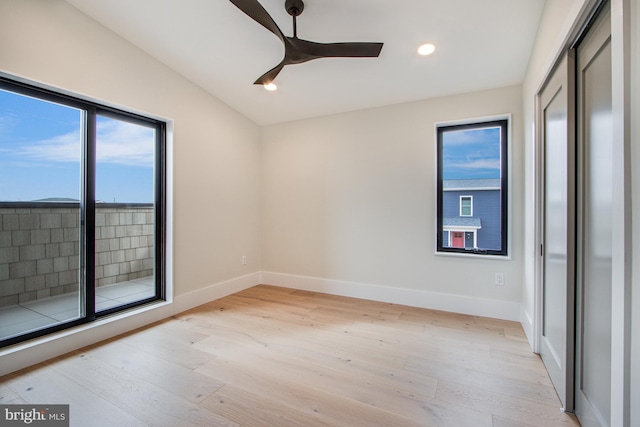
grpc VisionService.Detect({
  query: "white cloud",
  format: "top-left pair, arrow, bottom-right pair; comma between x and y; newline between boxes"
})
19,130 -> 81,163
95,119 -> 155,167
443,126 -> 501,146
446,158 -> 500,170
17,119 -> 154,167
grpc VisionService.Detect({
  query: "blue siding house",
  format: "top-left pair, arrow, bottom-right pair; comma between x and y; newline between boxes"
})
442,179 -> 501,251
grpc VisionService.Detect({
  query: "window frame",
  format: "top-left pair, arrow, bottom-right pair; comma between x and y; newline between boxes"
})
436,118 -> 509,257
0,75 -> 167,348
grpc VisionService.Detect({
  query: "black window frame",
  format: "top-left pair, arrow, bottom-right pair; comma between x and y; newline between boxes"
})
436,119 -> 508,257
0,75 -> 166,348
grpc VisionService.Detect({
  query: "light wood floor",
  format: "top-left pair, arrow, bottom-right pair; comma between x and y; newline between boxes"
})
0,285 -> 580,427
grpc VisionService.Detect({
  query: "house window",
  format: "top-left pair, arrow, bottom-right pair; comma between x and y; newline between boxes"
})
0,76 -> 166,347
460,196 -> 473,216
436,119 -> 508,256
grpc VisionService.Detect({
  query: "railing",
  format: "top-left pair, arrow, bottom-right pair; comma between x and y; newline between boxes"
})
0,203 -> 154,308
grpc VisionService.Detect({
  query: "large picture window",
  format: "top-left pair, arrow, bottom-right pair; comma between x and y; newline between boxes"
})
0,76 -> 166,347
436,119 -> 508,256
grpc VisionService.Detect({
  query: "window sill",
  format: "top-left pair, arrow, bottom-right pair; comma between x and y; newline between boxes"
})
435,250 -> 511,261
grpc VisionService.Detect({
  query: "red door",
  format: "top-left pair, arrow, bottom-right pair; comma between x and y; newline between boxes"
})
451,232 -> 464,248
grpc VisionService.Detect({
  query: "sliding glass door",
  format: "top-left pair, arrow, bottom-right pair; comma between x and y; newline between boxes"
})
0,76 -> 165,347
0,88 -> 85,341
94,114 -> 161,314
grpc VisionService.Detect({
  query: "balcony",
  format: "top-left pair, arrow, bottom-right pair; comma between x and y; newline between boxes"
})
0,202 -> 156,343
0,276 -> 154,341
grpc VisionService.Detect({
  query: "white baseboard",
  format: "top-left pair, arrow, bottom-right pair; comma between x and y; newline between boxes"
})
0,272 -> 261,377
1,270 -> 525,376
520,308 -> 535,350
173,272 -> 261,314
261,271 -> 521,322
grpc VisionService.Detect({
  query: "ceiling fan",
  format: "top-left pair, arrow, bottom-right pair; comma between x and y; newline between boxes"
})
229,0 -> 384,86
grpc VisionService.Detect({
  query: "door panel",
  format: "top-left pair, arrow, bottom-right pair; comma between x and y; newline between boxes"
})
539,53 -> 575,411
451,232 -> 464,248
575,5 -> 612,426
94,115 -> 158,313
0,90 -> 84,342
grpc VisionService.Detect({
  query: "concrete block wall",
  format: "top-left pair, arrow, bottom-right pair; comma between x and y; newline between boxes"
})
95,206 -> 154,288
0,204 -> 154,308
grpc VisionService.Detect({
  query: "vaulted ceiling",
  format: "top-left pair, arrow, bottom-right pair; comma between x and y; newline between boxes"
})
65,0 -> 545,125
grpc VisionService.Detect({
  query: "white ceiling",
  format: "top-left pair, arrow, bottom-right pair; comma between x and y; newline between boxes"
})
64,0 -> 545,126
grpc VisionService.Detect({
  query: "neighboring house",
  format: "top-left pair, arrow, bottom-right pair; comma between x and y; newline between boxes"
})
442,178 -> 501,251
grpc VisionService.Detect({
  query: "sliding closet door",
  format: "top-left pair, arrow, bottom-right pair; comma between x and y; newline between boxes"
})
538,53 -> 575,411
575,4 -> 612,427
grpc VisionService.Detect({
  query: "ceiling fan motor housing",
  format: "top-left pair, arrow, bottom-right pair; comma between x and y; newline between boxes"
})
285,0 -> 304,16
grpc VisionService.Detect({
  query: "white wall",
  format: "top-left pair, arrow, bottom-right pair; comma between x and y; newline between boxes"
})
262,85 -> 523,320
0,0 -> 262,374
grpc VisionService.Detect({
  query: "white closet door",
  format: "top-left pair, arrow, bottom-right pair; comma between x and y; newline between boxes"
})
575,4 -> 613,427
539,52 -> 576,411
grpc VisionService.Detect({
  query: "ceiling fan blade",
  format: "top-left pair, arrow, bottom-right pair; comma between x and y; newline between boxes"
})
230,0 -> 384,85
229,0 -> 285,43
254,60 -> 286,85
290,39 -> 383,58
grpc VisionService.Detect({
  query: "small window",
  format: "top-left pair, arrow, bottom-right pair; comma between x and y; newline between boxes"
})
460,196 -> 473,216
437,119 -> 508,256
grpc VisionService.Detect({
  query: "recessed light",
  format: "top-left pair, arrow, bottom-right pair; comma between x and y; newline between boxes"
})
418,43 -> 436,56
264,82 -> 277,91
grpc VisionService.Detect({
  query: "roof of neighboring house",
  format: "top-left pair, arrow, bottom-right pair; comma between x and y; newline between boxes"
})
443,179 -> 501,191
443,217 -> 482,228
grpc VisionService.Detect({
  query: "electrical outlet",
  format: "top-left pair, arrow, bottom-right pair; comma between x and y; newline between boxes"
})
242,255 -> 247,265
495,272 -> 504,286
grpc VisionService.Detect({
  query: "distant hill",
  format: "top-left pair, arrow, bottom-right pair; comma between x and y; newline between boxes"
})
31,198 -> 79,202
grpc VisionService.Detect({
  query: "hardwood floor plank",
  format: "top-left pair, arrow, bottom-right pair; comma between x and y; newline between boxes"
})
406,344 -> 553,386
492,415 -> 545,427
112,321 -> 215,371
184,303 -> 410,370
192,318 -> 441,408
201,384 -> 334,427
490,347 -> 548,368
195,356 -> 444,427
50,351 -> 238,427
202,338 -> 438,416
0,384 -> 20,404
436,380 -> 580,426
406,354 -> 559,407
2,367 -> 143,427
88,338 -> 225,403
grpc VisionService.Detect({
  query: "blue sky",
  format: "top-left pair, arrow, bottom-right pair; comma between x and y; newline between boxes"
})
441,126 -> 502,180
0,89 -> 155,203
